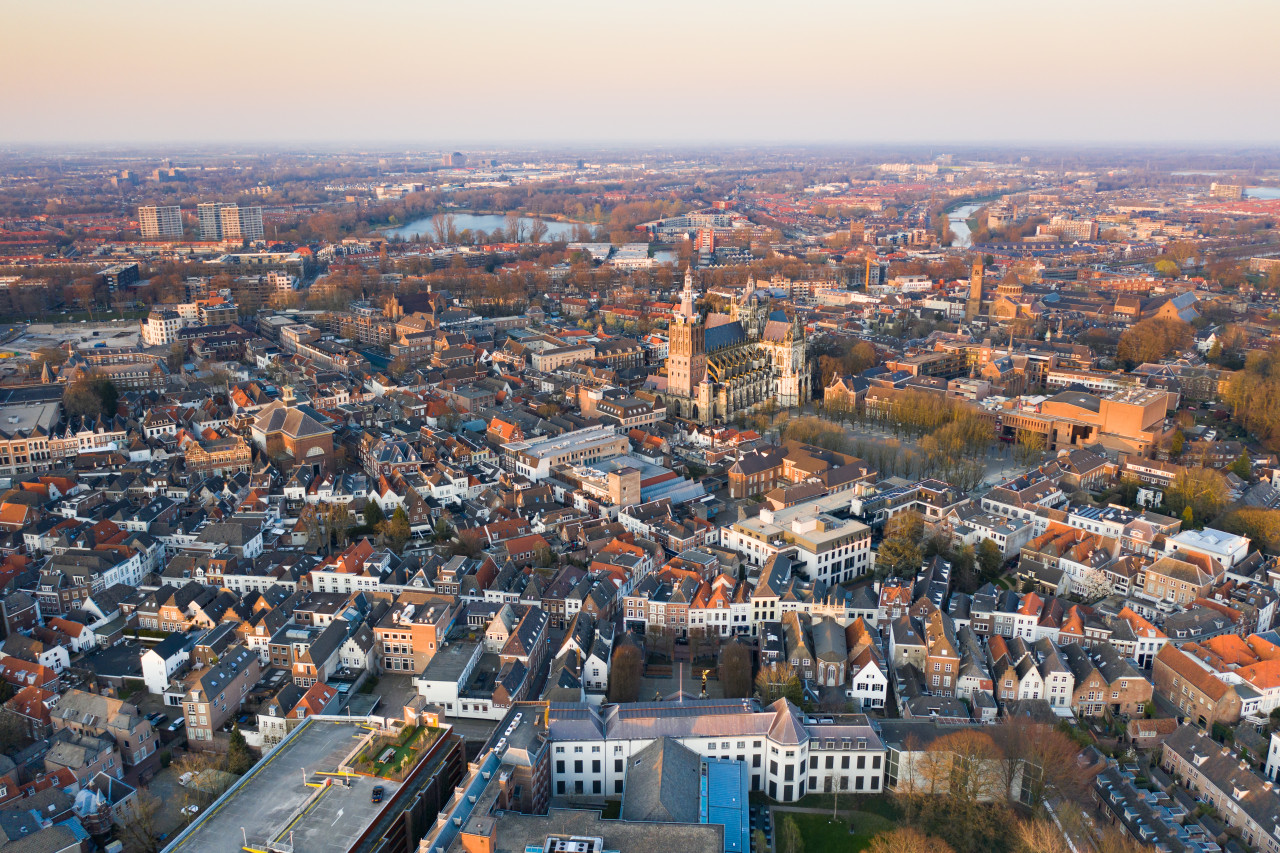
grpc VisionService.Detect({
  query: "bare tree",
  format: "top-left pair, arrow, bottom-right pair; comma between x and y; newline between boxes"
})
866,828 -> 955,853
1015,819 -> 1071,853
609,643 -> 643,703
117,789 -> 165,853
719,641 -> 753,698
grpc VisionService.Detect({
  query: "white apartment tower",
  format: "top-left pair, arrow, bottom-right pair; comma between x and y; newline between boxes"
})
138,205 -> 183,239
198,202 -> 229,240
197,203 -> 263,242
221,205 -> 264,243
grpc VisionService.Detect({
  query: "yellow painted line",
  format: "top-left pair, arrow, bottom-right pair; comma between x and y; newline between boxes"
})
305,782 -> 324,788
277,784 -> 332,839
243,848 -> 270,853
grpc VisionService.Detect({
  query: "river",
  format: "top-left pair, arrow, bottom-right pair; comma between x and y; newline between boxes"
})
383,213 -> 584,241
947,203 -> 983,248
1246,187 -> 1280,200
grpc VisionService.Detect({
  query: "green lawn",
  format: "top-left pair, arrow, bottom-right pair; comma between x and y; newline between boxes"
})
786,811 -> 897,853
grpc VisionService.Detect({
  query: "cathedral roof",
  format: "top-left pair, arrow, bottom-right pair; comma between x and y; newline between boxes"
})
762,320 -> 791,343
705,321 -> 746,352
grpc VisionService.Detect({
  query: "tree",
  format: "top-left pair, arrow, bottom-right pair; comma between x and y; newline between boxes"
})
1014,819 -> 1071,853
34,346 -> 68,367
908,729 -> 1010,852
609,642 -> 642,703
1170,430 -> 1185,457
1229,451 -> 1252,481
977,538 -> 1004,581
991,718 -> 1093,810
364,501 -> 385,528
532,544 -> 553,568
755,662 -> 802,706
867,828 -> 955,853
450,528 -> 485,557
1217,507 -> 1280,554
62,376 -> 107,419
226,724 -> 254,775
378,507 -> 412,555
1165,467 -> 1230,523
752,829 -> 768,853
778,816 -> 804,853
0,708 -> 28,756
117,789 -> 165,853
719,640 -> 753,698
1116,317 -> 1193,366
877,511 -> 925,578
1094,826 -> 1146,853
168,341 -> 186,372
1013,429 -> 1046,467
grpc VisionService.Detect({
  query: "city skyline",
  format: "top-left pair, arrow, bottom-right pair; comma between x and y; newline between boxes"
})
4,0 -> 1279,145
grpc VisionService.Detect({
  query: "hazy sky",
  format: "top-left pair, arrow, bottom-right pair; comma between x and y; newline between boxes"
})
4,0 -> 1278,146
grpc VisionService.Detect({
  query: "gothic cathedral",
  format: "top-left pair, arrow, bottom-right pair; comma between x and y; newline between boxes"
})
656,268 -> 810,424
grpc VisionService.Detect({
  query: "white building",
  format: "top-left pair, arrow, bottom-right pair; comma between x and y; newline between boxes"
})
141,309 -> 183,346
721,491 -> 872,585
545,698 -> 885,802
141,635 -> 191,696
1167,528 -> 1250,569
138,205 -> 183,239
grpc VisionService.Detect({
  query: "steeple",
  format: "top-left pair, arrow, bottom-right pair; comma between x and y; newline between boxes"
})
680,266 -> 697,321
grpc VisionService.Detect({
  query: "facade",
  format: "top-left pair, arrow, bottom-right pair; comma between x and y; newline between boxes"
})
546,699 -> 884,802
181,645 -> 262,744
138,205 -> 183,239
1162,726 -> 1280,852
141,309 -> 183,346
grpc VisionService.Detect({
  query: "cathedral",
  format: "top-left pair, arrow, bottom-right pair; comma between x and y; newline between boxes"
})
653,268 -> 810,424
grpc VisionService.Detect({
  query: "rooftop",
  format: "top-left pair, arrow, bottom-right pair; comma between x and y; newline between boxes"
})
163,718 -> 439,853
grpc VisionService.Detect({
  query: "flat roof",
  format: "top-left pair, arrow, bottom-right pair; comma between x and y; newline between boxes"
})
164,719 -> 401,853
0,401 -> 60,434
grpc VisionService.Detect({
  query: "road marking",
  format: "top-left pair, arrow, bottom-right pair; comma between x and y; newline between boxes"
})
332,808 -> 345,826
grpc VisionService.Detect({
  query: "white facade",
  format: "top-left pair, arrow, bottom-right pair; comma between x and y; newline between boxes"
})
139,205 -> 183,239
846,660 -> 888,709
546,699 -> 884,803
141,645 -> 189,695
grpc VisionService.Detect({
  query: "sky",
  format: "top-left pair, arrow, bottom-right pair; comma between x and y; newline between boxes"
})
3,0 -> 1279,146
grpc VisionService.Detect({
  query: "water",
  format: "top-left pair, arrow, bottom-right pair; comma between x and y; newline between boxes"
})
1246,187 -> 1280,200
383,213 -> 584,241
947,203 -> 983,248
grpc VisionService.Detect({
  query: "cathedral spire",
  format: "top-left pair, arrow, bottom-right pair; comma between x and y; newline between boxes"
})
680,266 -> 697,321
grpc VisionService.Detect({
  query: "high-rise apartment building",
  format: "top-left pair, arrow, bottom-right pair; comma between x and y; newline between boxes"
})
198,203 -> 264,242
220,205 -> 264,242
138,205 -> 183,239
197,202 -> 229,240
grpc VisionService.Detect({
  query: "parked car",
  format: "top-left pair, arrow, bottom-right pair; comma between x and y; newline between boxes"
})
371,785 -> 385,804
168,717 -> 185,732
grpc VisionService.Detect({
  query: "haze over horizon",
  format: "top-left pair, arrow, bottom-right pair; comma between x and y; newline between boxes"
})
4,0 -> 1279,146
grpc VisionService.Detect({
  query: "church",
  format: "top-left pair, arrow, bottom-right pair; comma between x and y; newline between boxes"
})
652,268 -> 810,424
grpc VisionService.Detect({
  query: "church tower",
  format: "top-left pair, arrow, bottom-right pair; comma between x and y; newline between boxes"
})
668,267 -> 706,399
965,261 -> 984,321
